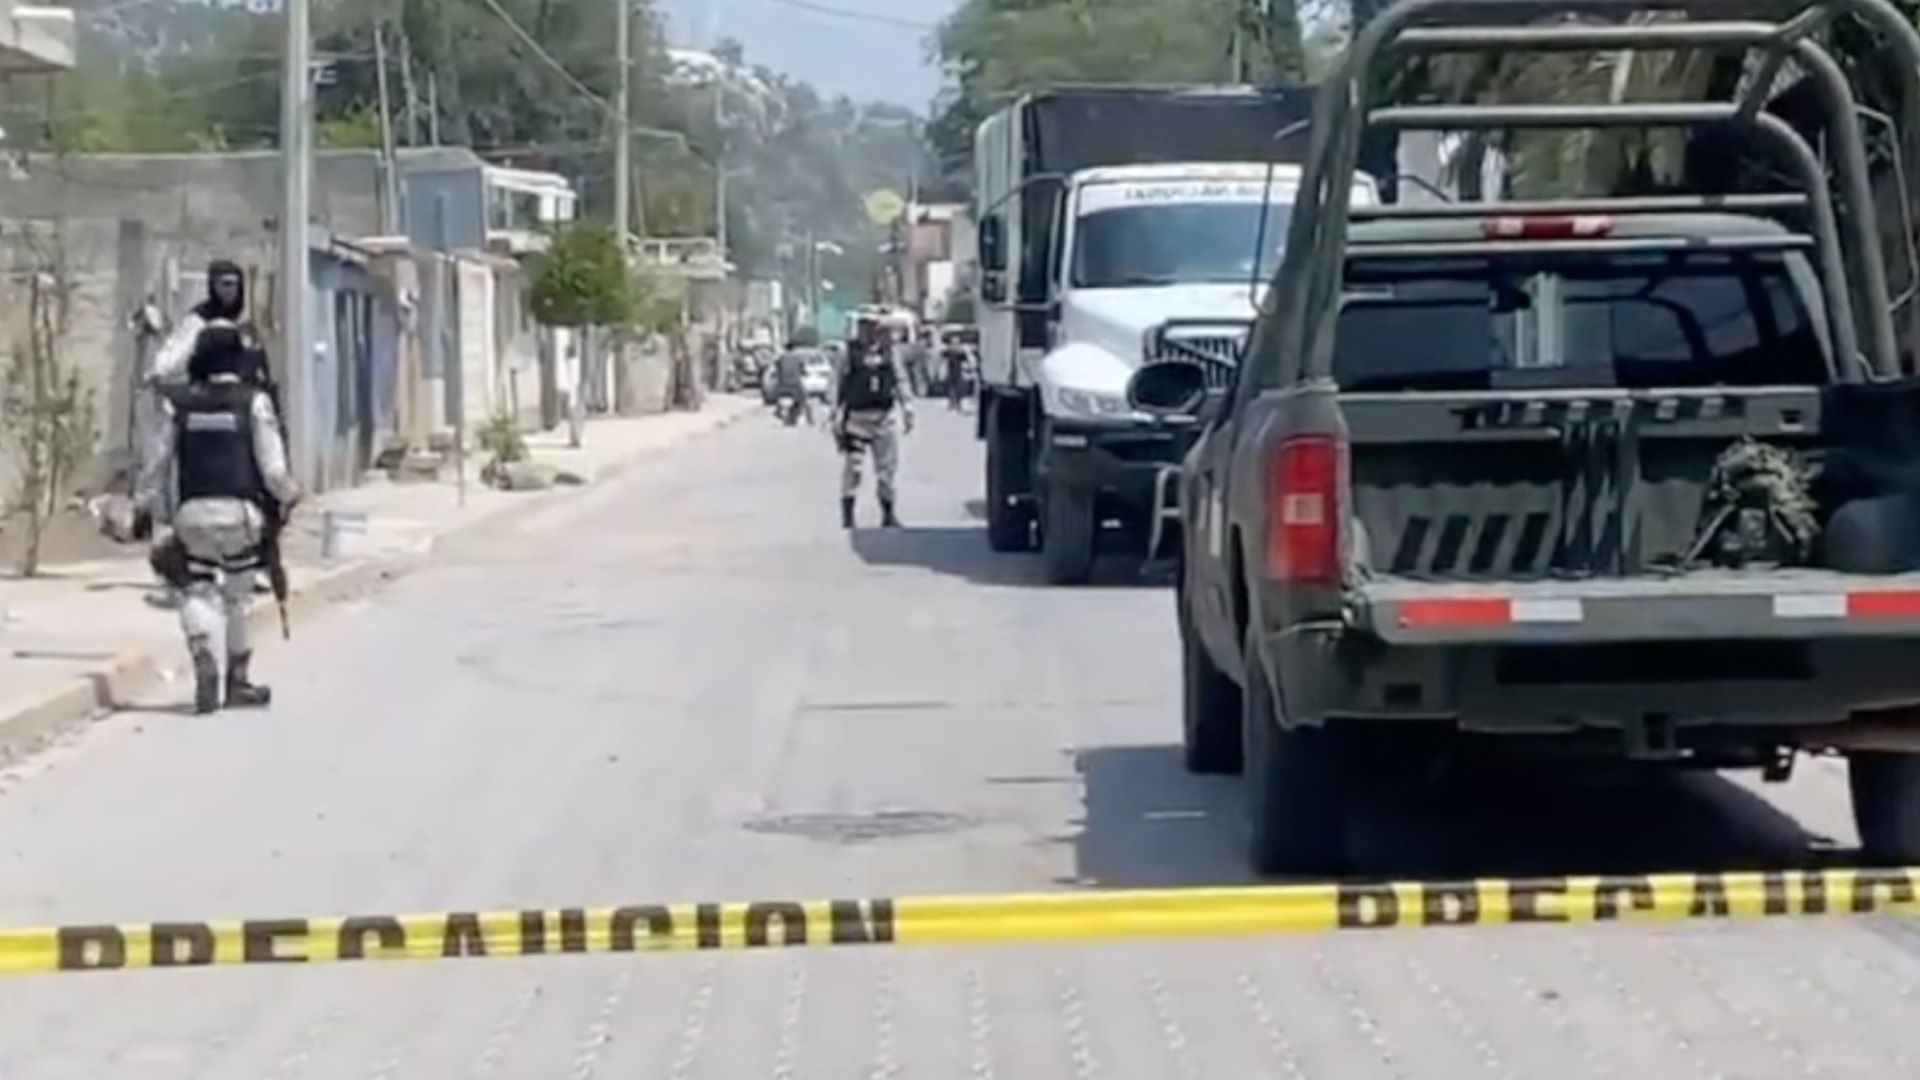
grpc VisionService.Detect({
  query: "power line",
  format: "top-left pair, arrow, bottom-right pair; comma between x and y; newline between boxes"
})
466,0 -> 619,121
761,0 -> 938,33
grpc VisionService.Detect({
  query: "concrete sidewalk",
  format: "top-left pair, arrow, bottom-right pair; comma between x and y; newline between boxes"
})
0,395 -> 761,760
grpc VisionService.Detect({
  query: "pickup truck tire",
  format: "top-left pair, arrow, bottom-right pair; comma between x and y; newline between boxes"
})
1848,751 -> 1920,863
1041,478 -> 1098,585
1242,630 -> 1346,876
1180,592 -> 1242,774
984,403 -> 1034,552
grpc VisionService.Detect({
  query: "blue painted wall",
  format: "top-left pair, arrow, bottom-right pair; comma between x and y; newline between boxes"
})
303,246 -> 399,491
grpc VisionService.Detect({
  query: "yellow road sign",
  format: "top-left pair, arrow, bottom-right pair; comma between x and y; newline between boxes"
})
865,188 -> 906,226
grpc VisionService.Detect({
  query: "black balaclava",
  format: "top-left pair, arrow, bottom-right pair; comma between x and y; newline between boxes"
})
196,260 -> 246,321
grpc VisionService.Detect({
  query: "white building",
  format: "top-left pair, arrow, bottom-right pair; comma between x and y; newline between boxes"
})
0,2 -> 74,75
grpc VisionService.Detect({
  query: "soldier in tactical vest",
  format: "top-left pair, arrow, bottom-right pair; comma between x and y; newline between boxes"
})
138,323 -> 302,714
834,323 -> 914,528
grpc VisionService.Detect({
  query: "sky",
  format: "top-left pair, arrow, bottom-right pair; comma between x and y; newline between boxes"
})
655,0 -> 960,111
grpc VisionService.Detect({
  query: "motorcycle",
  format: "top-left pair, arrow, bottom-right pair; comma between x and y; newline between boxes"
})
776,392 -> 801,426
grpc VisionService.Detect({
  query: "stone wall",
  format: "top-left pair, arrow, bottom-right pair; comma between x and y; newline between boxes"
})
0,150 -> 389,501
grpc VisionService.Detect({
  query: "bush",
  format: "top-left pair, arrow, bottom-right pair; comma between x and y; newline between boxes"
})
529,224 -> 633,330
475,411 -> 527,468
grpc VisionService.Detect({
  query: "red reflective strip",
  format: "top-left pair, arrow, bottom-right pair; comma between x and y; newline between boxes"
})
1847,590 -> 1920,618
1398,597 -> 1511,628
1481,215 -> 1613,240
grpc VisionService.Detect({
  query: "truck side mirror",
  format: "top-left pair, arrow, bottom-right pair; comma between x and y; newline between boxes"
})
1126,362 -> 1209,418
980,216 -> 1005,272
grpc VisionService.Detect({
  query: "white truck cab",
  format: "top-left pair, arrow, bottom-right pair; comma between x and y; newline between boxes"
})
1032,163 -> 1317,421
973,87 -> 1377,583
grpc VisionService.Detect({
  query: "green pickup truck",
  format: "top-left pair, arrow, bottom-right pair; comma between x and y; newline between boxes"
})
1142,0 -> 1920,875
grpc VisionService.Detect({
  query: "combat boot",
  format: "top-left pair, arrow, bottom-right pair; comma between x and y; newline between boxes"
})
225,652 -> 272,708
880,497 -> 900,528
841,496 -> 855,529
191,650 -> 221,715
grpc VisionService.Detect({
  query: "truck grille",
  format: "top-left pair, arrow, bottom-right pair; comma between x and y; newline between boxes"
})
1148,325 -> 1248,390
1150,333 -> 1243,365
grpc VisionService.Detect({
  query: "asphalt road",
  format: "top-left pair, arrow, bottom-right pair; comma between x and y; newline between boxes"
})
4,401 -> 1920,1078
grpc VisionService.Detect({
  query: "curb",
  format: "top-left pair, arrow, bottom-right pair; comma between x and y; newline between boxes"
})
0,400 -> 757,765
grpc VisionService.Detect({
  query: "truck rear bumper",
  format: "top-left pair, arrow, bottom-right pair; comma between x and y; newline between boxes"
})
1275,626 -> 1920,733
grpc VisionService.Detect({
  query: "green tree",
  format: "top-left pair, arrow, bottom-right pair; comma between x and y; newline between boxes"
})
528,223 -> 633,329
929,0 -> 1311,178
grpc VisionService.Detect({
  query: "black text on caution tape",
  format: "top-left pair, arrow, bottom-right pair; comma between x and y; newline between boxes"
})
1332,868 -> 1919,929
52,899 -> 895,971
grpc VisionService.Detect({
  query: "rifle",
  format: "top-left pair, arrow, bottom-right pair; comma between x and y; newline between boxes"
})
245,337 -> 293,640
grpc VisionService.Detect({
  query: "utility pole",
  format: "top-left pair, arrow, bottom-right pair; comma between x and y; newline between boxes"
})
610,0 -> 633,419
397,25 -> 419,145
614,0 -> 631,245
712,81 -> 727,263
427,73 -> 441,145
807,230 -> 821,339
372,14 -> 401,234
907,116 -> 920,206
1229,10 -> 1246,82
280,0 -> 313,484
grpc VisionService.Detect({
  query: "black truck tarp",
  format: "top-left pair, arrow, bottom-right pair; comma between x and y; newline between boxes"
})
1015,85 -> 1394,177
1019,87 -> 1319,174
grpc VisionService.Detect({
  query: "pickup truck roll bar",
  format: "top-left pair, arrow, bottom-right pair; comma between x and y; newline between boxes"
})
1381,20 -> 1896,378
1269,0 -> 1920,386
1351,192 -> 1813,219
1363,105 -> 1864,376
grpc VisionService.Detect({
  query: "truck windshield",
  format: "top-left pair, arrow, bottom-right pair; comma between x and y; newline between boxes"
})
1071,201 -> 1291,288
1332,250 -> 1824,392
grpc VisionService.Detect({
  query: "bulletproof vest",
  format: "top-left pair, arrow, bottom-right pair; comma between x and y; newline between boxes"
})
842,361 -> 899,411
171,381 -> 266,504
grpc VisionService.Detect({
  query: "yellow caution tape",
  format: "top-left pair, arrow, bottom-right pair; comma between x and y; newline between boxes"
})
4,867 -> 1915,975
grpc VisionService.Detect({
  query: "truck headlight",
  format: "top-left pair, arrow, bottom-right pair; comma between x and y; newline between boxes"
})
1055,387 -> 1134,419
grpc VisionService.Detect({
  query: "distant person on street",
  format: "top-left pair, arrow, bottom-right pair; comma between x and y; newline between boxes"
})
835,324 -> 913,528
139,324 -> 301,714
903,327 -> 933,398
943,340 -> 971,412
772,341 -> 814,425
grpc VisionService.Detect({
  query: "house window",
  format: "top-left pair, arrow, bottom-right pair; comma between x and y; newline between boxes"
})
488,183 -> 545,233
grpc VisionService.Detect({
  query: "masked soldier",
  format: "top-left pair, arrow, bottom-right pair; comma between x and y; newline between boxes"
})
151,259 -> 255,388
835,324 -> 914,528
138,323 -> 301,714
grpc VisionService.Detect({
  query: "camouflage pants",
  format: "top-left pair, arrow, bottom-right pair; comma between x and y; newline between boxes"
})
840,410 -> 899,500
173,497 -> 265,659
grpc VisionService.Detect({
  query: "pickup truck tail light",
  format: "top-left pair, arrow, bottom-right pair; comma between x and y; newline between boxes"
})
1264,435 -> 1339,584
1482,214 -> 1613,240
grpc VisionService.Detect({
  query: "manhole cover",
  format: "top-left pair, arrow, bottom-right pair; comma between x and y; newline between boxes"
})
743,810 -> 976,843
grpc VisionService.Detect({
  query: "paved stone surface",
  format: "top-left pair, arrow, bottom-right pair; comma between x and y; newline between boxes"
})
0,399 -> 759,760
2,404 -> 1919,1077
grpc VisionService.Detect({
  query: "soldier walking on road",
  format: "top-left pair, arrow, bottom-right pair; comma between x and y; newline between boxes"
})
835,324 -> 914,528
138,324 -> 302,714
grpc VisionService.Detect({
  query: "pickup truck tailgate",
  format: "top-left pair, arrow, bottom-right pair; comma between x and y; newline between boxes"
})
1355,570 -> 1920,644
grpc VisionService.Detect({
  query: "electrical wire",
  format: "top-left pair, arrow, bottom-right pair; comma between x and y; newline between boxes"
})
465,0 -> 620,122
760,0 -> 940,32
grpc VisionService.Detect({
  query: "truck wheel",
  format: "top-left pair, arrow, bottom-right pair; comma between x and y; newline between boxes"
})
1180,589 -> 1242,774
1848,751 -> 1920,863
1041,478 -> 1098,585
984,402 -> 1033,552
1242,629 -> 1346,876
